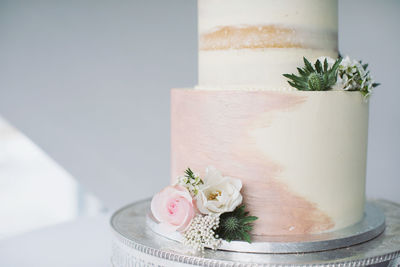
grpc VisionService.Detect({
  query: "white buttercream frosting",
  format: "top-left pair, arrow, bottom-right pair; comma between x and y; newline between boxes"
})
199,0 -> 338,33
198,49 -> 338,90
198,0 -> 338,89
248,91 -> 367,231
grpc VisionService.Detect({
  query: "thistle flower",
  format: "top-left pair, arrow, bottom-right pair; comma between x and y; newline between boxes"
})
215,205 -> 258,243
283,57 -> 342,91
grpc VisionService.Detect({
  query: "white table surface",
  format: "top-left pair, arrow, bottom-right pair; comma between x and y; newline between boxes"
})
0,214 -> 111,267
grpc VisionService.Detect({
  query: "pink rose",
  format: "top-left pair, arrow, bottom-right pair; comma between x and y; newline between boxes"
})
150,185 -> 195,232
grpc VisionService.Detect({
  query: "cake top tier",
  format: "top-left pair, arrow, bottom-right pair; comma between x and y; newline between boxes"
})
198,0 -> 338,90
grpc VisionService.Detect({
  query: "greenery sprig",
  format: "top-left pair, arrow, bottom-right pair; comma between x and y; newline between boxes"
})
185,168 -> 198,180
215,205 -> 258,243
178,168 -> 203,195
339,61 -> 380,97
283,57 -> 342,91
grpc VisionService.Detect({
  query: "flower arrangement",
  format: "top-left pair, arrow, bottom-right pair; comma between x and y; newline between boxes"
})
150,166 -> 258,252
283,56 -> 379,99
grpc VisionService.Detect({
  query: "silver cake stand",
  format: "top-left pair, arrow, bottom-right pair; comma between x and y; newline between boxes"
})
110,199 -> 400,267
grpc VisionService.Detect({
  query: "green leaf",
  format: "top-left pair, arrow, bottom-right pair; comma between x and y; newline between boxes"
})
287,81 -> 297,88
331,57 -> 342,72
303,57 -> 315,73
240,216 -> 258,224
184,168 -> 195,180
297,67 -> 306,76
241,232 -> 252,243
314,59 -> 323,73
241,225 -> 252,233
323,58 -> 328,72
372,83 -> 380,87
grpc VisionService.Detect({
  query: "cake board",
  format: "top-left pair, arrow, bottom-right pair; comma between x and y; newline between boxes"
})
110,199 -> 400,267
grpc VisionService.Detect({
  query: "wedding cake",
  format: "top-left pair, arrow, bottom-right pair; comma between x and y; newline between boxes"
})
149,0 -> 379,251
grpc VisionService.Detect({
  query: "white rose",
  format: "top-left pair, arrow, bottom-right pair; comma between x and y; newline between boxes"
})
195,166 -> 242,215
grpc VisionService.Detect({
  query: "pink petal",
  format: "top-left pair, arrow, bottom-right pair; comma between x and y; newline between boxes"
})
151,186 -> 179,222
150,185 -> 195,232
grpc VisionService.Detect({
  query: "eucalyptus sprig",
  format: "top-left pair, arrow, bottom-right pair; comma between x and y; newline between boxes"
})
215,205 -> 258,243
283,57 -> 342,91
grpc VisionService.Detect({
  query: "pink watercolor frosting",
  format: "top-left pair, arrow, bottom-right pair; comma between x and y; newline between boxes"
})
150,185 -> 195,232
170,89 -> 335,236
170,89 -> 368,237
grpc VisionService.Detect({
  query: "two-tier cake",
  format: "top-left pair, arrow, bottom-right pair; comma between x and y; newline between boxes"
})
148,0 -> 379,252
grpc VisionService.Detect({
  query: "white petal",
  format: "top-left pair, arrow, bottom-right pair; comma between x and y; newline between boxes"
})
195,191 -> 210,214
229,194 -> 243,211
228,177 -> 242,191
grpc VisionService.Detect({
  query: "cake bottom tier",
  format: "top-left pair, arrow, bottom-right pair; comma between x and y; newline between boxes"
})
170,89 -> 369,237
111,199 -> 400,267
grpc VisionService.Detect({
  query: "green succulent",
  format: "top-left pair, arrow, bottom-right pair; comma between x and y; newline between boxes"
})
283,57 -> 342,91
215,205 -> 258,243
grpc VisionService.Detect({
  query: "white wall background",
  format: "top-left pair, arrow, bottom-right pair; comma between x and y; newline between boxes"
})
0,0 -> 398,211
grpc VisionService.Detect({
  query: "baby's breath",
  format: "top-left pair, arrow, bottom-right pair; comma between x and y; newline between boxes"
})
183,214 -> 221,252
